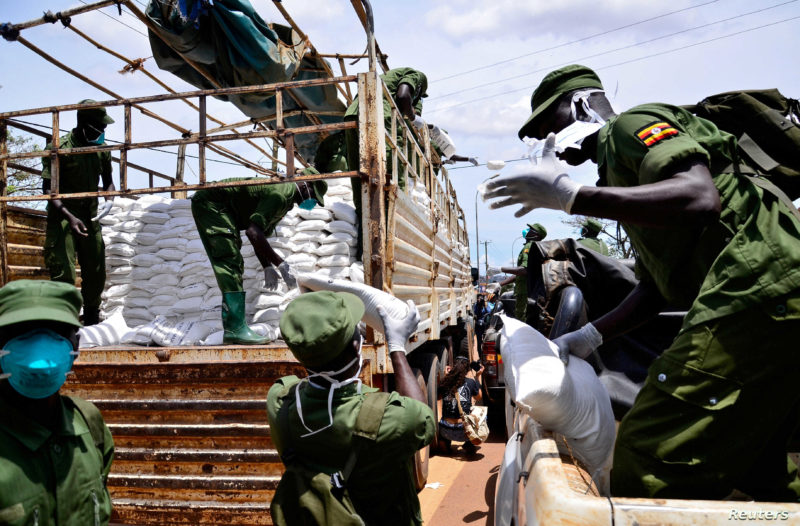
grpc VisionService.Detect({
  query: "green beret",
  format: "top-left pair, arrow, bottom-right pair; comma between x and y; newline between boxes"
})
77,99 -> 115,125
527,223 -> 547,239
518,65 -> 603,140
583,218 -> 603,234
0,280 -> 82,328
280,291 -> 364,369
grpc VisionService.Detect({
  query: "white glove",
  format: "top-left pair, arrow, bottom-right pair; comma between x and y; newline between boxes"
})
377,300 -> 420,354
263,266 -> 280,291
278,261 -> 297,289
482,133 -> 582,216
91,200 -> 114,222
467,157 -> 479,167
551,322 -> 603,366
412,115 -> 425,130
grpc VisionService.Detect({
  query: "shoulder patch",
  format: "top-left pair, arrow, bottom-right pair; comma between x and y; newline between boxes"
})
635,121 -> 678,147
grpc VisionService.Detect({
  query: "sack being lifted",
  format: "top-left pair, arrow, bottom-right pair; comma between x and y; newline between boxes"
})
145,0 -> 346,161
500,315 -> 615,481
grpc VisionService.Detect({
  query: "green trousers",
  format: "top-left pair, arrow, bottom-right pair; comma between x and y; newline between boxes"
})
612,292 -> 800,501
191,195 -> 245,293
44,211 -> 105,309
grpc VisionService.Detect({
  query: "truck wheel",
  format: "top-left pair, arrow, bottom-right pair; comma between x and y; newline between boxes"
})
435,343 -> 449,384
411,367 -> 430,491
410,352 -> 440,452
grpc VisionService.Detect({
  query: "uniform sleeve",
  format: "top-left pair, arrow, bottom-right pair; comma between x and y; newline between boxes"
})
41,142 -> 53,180
376,393 -> 435,456
395,69 -> 426,101
250,188 -> 293,236
608,110 -> 710,186
101,151 -> 113,179
266,376 -> 300,455
100,422 -> 115,483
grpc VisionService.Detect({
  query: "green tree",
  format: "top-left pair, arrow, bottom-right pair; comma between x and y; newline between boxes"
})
562,215 -> 636,259
4,131 -> 44,210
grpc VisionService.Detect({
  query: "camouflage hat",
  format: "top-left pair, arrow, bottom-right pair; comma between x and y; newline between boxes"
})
0,280 -> 82,328
518,65 -> 603,140
526,223 -> 547,239
77,99 -> 115,125
280,291 -> 364,369
583,218 -> 603,234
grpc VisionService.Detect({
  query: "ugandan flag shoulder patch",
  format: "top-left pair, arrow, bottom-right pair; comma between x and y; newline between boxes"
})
636,121 -> 678,147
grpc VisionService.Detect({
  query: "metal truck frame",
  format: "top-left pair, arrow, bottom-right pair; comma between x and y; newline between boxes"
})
0,1 -> 475,523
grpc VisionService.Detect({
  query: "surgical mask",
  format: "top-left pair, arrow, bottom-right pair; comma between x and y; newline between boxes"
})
298,198 -> 317,211
295,335 -> 364,438
526,89 -> 606,165
83,124 -> 106,145
296,183 -> 317,210
0,328 -> 78,399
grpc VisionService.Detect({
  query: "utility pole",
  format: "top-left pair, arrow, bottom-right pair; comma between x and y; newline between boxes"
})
483,240 -> 492,281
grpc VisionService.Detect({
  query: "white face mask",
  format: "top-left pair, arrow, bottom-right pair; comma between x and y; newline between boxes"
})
295,334 -> 364,438
526,89 -> 606,165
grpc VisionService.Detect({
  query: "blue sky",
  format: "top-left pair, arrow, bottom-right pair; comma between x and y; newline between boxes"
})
2,0 -> 798,270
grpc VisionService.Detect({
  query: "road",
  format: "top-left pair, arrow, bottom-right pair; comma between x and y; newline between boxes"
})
419,427 -> 507,526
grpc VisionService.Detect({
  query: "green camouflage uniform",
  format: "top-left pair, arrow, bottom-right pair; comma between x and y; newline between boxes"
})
191,179 -> 298,293
601,104 -> 800,500
0,394 -> 114,525
514,241 -> 533,320
41,130 -> 109,310
267,376 -> 435,526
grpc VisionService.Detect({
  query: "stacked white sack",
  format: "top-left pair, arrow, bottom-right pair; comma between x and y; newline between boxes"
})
499,315 -> 615,483
99,178 -> 361,345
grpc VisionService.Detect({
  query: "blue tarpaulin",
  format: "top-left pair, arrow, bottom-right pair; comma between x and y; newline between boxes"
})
146,0 -> 346,161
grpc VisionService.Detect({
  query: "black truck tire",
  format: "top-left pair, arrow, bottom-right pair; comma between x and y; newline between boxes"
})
410,367 -> 430,491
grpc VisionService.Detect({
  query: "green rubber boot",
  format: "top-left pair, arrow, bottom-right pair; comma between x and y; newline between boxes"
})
222,291 -> 269,345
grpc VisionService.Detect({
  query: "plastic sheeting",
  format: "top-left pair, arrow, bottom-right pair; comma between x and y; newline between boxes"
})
146,0 -> 346,160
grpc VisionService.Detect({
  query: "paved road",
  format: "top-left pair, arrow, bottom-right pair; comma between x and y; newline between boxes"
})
419,427 -> 507,526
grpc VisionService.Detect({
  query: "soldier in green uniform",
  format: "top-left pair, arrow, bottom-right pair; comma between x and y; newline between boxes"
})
515,223 -> 547,321
577,218 -> 609,256
0,280 -> 114,525
486,64 -> 800,501
191,177 -> 327,344
41,100 -> 116,326
343,67 -> 429,254
267,291 -> 435,525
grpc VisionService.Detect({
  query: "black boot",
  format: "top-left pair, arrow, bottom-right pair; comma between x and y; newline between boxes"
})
83,306 -> 100,326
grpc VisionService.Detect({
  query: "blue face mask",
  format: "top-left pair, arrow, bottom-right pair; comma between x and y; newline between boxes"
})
83,124 -> 106,145
0,329 -> 77,399
299,198 -> 317,211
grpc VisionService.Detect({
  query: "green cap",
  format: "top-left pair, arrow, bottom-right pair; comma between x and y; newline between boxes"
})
518,65 -> 603,140
0,280 -> 82,328
280,291 -> 365,368
583,218 -> 603,234
527,223 -> 547,239
77,99 -> 115,125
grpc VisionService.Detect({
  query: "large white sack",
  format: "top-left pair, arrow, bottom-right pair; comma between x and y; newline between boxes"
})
135,232 -> 159,246
78,309 -> 131,348
254,294 -> 284,310
106,256 -> 131,267
119,220 -> 145,233
121,316 -> 164,346
499,315 -> 615,479
326,221 -> 358,237
151,318 -> 215,346
182,252 -> 209,266
131,254 -> 163,267
294,219 -> 328,233
277,214 -> 300,227
315,242 -> 350,257
329,201 -> 357,224
291,232 -> 323,245
106,231 -> 137,245
139,223 -> 163,235
116,210 -> 144,222
108,265 -> 133,277
274,225 -> 294,238
318,254 -> 351,267
158,248 -> 185,261
106,243 -> 136,257
178,283 -> 208,300
315,266 -> 350,280
253,307 -> 281,323
146,274 -> 180,287
156,237 -> 188,249
150,262 -> 183,275
319,232 -> 356,247
186,238 -> 205,252
297,207 -> 333,221
285,253 -> 317,272
141,211 -> 170,224
103,284 -> 131,299
297,273 -> 412,334
349,262 -> 365,284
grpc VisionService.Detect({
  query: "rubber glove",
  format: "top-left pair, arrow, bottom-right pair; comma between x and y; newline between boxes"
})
482,133 -> 582,216
467,157 -> 479,167
91,200 -> 114,222
263,266 -> 280,291
377,300 -> 420,354
278,261 -> 297,289
412,115 -> 425,130
551,322 -> 603,366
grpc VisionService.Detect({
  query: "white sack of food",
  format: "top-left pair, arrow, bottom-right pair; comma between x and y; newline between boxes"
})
178,283 -> 208,300
285,253 -> 318,272
119,220 -> 145,232
274,225 -> 294,238
116,210 -> 144,222
151,262 -> 183,275
316,266 -> 350,280
294,219 -> 328,233
317,254 -> 351,267
315,242 -> 350,257
318,232 -> 356,247
78,309 -> 131,348
103,284 -> 131,299
135,232 -> 159,246
277,214 -> 300,227
141,211 -> 170,224
297,273 -> 413,334
120,316 -> 164,346
106,231 -> 136,245
150,318 -> 215,346
326,221 -> 358,237
124,296 -> 152,309
499,315 -> 615,480
106,243 -> 136,258
182,252 -> 209,265
131,254 -> 163,267
156,237 -> 188,249
349,262 -> 365,284
173,297 -> 205,314
255,294 -> 284,310
158,248 -> 185,261
108,265 -> 133,277
297,207 -> 333,221
329,202 -> 357,224
253,307 -> 281,323
186,238 -> 205,252
291,232 -> 323,245
139,223 -> 164,235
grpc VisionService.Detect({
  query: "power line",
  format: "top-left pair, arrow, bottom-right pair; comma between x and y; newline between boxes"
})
77,0 -> 149,38
427,13 -> 800,114
430,0 -> 721,83
430,1 -> 796,102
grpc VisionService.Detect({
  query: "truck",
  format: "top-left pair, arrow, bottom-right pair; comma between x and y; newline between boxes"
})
0,1 -> 475,523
